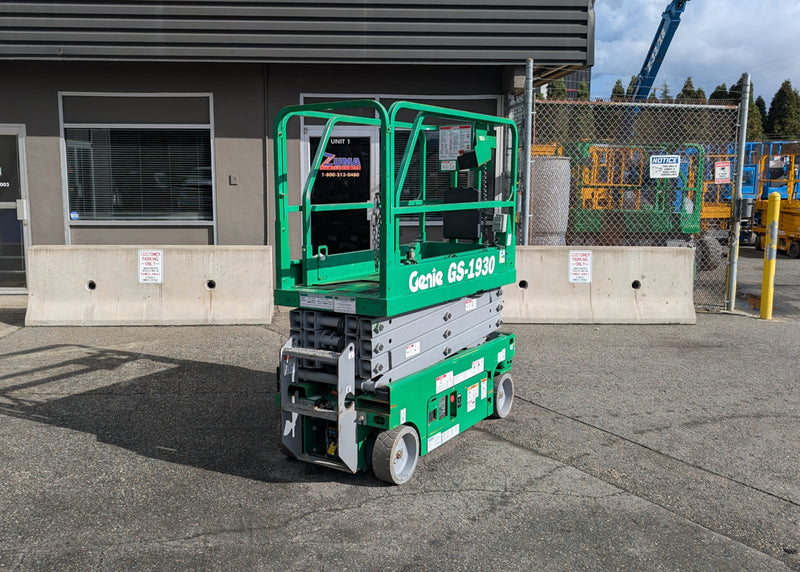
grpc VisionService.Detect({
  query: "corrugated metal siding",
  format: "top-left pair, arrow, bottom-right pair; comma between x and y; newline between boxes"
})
0,1 -> 594,66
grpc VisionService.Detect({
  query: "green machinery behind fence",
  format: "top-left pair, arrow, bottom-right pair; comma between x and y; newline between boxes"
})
570,142 -> 705,241
273,100 -> 518,484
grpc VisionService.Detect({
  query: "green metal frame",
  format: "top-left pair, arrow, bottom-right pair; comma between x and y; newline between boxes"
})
273,100 -> 518,317
294,332 -> 516,471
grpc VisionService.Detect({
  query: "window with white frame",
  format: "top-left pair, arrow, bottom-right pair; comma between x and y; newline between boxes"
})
60,93 -> 214,222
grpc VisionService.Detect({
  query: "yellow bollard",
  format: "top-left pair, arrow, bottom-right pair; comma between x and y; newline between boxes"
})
760,191 -> 781,319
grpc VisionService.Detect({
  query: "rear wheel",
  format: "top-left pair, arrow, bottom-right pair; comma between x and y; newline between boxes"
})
788,241 -> 800,259
491,372 -> 514,419
372,425 -> 419,485
754,234 -> 764,251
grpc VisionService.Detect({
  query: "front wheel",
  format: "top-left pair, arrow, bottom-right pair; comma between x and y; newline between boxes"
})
372,425 -> 420,485
491,372 -> 514,419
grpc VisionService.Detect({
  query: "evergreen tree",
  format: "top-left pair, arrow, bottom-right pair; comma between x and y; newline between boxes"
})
709,83 -> 728,101
694,87 -> 707,103
547,78 -> 568,100
766,80 -> 800,138
746,84 -> 766,141
611,79 -> 625,101
660,80 -> 672,102
728,76 -> 743,101
729,73 -> 754,104
755,95 -> 768,127
577,80 -> 590,101
676,77 -> 697,102
625,75 -> 638,98
647,91 -> 659,103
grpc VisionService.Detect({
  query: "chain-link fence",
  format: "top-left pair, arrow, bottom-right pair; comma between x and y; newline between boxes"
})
510,98 -> 742,310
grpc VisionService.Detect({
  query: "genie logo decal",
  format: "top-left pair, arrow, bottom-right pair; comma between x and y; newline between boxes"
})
320,152 -> 361,171
408,254 -> 497,293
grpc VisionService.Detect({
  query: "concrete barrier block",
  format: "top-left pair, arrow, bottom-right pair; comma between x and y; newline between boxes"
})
504,246 -> 696,324
25,245 -> 273,326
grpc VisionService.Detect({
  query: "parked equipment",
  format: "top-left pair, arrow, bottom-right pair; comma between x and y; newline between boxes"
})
744,142 -> 800,257
570,143 -> 705,240
273,100 -> 518,484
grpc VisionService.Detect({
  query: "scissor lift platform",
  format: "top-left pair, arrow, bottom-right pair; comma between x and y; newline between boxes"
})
273,99 -> 519,484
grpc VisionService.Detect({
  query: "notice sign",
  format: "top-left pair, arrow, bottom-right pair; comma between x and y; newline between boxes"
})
649,155 -> 680,178
138,249 -> 163,284
568,250 -> 592,284
439,125 -> 472,171
714,160 -> 731,184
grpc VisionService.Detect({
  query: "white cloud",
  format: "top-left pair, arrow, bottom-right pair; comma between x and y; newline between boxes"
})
591,0 -> 800,103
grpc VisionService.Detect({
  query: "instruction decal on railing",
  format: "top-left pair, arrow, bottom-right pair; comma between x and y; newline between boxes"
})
439,125 -> 472,171
408,254 -> 496,293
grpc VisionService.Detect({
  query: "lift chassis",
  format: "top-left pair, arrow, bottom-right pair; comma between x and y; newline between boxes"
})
273,100 -> 519,484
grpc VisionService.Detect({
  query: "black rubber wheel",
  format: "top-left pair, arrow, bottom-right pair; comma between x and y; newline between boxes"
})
372,425 -> 419,485
491,372 -> 514,419
788,242 -> 800,259
754,234 -> 764,251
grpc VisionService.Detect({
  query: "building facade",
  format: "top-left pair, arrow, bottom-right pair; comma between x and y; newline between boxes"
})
0,1 -> 595,291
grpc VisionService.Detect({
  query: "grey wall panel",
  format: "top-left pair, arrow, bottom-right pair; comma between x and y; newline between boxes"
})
0,61 -> 268,246
0,1 -> 594,66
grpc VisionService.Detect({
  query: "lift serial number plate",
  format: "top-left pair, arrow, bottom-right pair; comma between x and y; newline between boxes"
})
299,294 -> 356,313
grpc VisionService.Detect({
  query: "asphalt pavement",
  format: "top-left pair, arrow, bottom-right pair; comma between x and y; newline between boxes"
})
1,248 -> 799,571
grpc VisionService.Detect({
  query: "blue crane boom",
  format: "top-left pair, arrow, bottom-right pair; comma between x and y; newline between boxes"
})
630,0 -> 691,100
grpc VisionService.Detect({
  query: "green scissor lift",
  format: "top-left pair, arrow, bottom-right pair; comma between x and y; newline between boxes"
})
274,100 -> 518,484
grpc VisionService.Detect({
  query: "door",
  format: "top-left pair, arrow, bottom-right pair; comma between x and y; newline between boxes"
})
0,126 -> 30,290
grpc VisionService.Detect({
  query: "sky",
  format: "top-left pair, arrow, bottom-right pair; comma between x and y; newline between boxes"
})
590,0 -> 800,104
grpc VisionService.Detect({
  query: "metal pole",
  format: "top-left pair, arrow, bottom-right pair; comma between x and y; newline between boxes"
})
726,73 -> 750,311
760,191 -> 781,319
522,58 -> 533,245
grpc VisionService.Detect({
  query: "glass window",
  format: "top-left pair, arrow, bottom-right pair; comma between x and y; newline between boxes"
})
64,127 -> 212,222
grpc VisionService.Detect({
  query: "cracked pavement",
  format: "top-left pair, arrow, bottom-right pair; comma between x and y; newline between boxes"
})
1,252 -> 800,570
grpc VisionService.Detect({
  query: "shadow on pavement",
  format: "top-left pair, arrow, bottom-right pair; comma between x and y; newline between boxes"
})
0,343 -> 378,487
0,307 -> 25,328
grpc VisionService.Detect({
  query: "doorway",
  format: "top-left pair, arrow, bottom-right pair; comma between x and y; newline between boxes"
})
0,126 -> 30,291
302,125 -> 380,254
